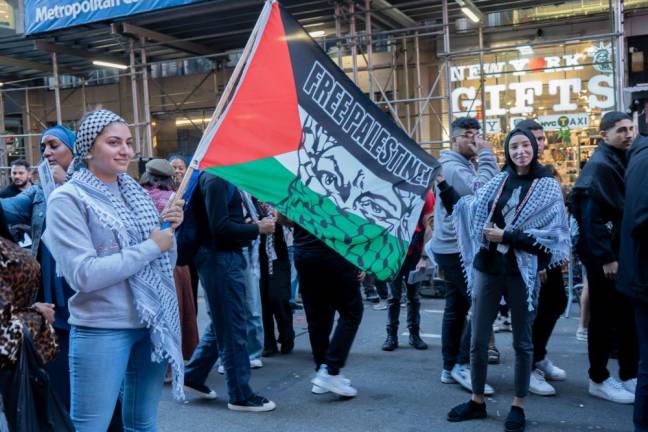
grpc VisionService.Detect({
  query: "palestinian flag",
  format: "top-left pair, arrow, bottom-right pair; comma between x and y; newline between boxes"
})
192,0 -> 439,280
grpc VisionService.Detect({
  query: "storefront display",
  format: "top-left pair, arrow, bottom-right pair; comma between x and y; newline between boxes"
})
449,40 -> 616,184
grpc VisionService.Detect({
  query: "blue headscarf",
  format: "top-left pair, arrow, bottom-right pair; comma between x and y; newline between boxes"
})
39,125 -> 76,156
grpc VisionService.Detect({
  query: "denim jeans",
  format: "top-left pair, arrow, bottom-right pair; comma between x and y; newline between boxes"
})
69,326 -> 167,432
435,253 -> 472,371
635,301 -> 648,432
184,248 -> 254,403
242,247 -> 264,361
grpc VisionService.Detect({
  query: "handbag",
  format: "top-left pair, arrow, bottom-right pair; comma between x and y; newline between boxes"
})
0,326 -> 74,432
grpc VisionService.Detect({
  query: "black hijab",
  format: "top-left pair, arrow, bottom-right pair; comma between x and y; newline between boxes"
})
502,128 -> 552,178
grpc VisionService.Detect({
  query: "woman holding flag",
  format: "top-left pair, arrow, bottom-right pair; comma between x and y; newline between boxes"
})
43,109 -> 185,431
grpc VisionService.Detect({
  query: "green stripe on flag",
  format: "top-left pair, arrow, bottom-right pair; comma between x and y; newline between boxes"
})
206,156 -> 408,280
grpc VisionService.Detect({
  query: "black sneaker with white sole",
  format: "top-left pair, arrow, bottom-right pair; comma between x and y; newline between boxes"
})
227,394 -> 277,412
184,381 -> 218,400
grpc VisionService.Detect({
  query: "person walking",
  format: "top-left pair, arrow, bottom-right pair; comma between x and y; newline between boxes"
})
42,109 -> 185,431
430,117 -> 499,393
572,111 -> 638,405
617,134 -> 648,432
440,129 -> 570,432
182,172 -> 277,412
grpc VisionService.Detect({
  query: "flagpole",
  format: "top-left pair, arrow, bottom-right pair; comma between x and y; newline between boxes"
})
170,0 -> 273,208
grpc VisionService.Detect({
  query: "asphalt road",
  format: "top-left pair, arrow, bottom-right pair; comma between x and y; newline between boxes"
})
157,297 -> 634,432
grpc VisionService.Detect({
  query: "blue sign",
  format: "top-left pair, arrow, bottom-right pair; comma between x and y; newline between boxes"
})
25,0 -> 204,34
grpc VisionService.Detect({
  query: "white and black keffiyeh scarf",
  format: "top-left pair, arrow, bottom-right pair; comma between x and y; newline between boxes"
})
453,172 -> 571,310
69,109 -> 184,399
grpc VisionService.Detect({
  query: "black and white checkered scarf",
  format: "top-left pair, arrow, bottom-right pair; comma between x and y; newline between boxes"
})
69,109 -> 184,399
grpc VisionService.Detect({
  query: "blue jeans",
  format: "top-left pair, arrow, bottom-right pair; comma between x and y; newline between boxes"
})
185,248 -> 254,403
243,247 -> 264,361
69,326 -> 167,432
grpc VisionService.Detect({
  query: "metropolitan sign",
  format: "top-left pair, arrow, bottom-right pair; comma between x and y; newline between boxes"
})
25,0 -> 206,34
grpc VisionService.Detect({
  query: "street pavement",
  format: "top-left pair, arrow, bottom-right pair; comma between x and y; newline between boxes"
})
158,297 -> 634,432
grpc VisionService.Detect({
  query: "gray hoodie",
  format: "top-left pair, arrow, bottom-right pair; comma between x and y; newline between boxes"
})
430,148 -> 499,255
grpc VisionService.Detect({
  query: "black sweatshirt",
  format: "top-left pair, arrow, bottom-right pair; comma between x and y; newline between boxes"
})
195,172 -> 259,251
438,174 -> 550,275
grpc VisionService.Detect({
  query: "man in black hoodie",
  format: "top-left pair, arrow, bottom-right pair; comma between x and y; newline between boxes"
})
618,134 -> 648,431
572,111 -> 638,405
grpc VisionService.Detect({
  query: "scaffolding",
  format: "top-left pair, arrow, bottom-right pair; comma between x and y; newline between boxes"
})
0,0 -> 634,167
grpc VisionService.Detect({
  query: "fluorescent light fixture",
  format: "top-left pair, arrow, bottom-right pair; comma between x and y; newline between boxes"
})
0,82 -> 3,87
461,7 -> 480,23
517,45 -> 534,55
309,30 -> 326,38
92,60 -> 128,70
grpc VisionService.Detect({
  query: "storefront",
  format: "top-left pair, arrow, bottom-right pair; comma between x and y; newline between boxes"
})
449,39 -> 616,184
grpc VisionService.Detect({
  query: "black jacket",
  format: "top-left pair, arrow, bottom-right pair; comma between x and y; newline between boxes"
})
572,141 -> 626,267
194,172 -> 259,251
617,135 -> 648,304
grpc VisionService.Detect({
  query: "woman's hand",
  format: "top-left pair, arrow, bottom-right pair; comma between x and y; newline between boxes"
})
160,198 -> 185,230
483,227 -> 505,243
33,302 -> 55,323
51,164 -> 67,185
150,227 -> 174,252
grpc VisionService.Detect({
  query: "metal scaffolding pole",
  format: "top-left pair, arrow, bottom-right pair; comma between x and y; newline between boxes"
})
25,89 -> 33,164
350,2 -> 358,84
442,0 -> 452,134
335,2 -> 343,68
51,52 -> 63,125
403,37 -> 411,133
81,80 -> 87,114
0,90 -> 5,167
140,37 -> 153,158
365,0 -> 374,101
479,25 -> 487,132
129,39 -> 142,155
613,0 -> 625,110
414,32 -> 423,142
392,38 -> 399,117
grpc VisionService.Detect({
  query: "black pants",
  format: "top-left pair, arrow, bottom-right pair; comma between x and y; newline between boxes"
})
363,274 -> 388,299
436,252 -> 472,371
585,262 -> 638,383
635,301 -> 648,432
386,252 -> 421,334
532,266 -> 568,365
260,258 -> 295,350
295,251 -> 364,376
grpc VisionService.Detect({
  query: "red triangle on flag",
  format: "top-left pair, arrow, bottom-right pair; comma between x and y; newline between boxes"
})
199,2 -> 302,169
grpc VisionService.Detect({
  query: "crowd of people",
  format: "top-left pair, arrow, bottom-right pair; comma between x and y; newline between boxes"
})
0,107 -> 646,432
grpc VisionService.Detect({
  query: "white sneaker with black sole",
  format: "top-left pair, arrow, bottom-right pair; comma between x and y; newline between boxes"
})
529,369 -> 556,396
311,366 -> 357,397
622,378 -> 637,394
450,364 -> 494,396
535,358 -> 566,381
589,377 -> 635,404
250,359 -> 263,369
227,394 -> 276,412
312,377 -> 352,394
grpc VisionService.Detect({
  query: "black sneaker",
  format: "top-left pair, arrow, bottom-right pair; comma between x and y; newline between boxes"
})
447,400 -> 487,422
184,381 -> 218,400
381,333 -> 398,351
504,406 -> 526,432
228,394 -> 277,412
365,289 -> 380,303
409,333 -> 428,350
488,345 -> 501,364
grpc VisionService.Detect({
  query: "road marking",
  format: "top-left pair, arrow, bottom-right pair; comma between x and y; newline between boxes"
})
401,332 -> 441,339
423,309 -> 444,314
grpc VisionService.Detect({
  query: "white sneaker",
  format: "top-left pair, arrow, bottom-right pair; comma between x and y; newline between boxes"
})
217,365 -> 225,375
535,359 -> 566,381
450,364 -> 495,396
441,369 -> 456,384
311,366 -> 357,397
372,300 -> 388,311
622,378 -> 637,394
529,369 -> 556,396
576,327 -> 588,342
312,377 -> 351,394
589,378 -> 635,404
250,359 -> 263,369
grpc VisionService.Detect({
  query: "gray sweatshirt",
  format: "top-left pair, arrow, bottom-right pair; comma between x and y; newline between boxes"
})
430,148 -> 499,255
42,181 -> 175,329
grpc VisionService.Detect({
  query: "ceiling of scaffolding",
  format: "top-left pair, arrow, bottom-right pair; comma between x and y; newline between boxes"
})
0,0 -> 638,85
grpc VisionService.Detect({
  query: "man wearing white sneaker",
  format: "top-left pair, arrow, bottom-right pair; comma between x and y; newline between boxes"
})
573,112 -> 638,405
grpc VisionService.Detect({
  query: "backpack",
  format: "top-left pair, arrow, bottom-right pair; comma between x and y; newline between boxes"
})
175,172 -> 236,266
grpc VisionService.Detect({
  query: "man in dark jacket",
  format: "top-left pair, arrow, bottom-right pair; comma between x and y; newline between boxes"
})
572,111 -> 638,405
618,134 -> 648,431
183,172 -> 277,412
